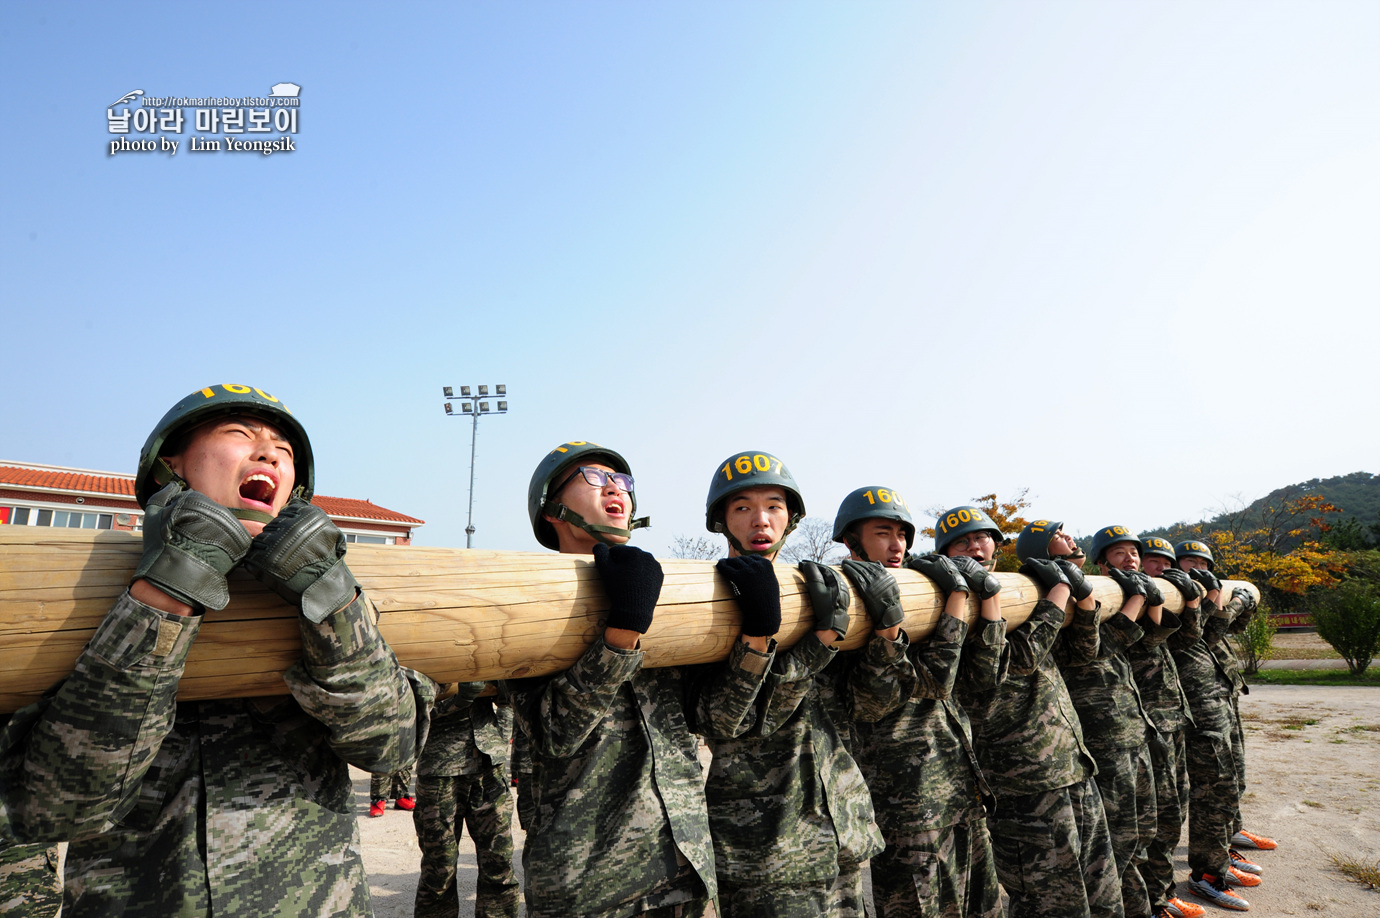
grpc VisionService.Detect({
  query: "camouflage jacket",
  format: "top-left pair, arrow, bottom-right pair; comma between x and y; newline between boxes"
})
1211,599 -> 1252,695
1056,605 -> 1155,755
0,589 -> 429,918
504,636 -> 735,917
1127,611 -> 1193,735
700,632 -> 886,886
418,683 -> 513,777
967,599 -> 1095,797
853,615 -> 997,834
1167,598 -> 1241,734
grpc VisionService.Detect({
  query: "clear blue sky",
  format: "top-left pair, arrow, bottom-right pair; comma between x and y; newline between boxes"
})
3,1 -> 1377,553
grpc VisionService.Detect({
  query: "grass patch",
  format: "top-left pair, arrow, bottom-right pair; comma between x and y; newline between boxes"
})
1329,851 -> 1380,890
1303,799 -> 1323,807
1246,669 -> 1380,687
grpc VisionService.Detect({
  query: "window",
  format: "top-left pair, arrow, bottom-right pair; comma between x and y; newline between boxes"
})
344,533 -> 391,545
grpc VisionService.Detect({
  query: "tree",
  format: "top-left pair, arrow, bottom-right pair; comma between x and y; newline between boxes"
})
922,489 -> 1033,571
1311,580 -> 1380,676
1186,493 -> 1346,602
779,517 -> 848,565
670,534 -> 724,561
1231,609 -> 1277,676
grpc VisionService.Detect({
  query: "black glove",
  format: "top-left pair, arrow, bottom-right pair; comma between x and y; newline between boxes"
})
799,561 -> 853,637
1106,567 -> 1147,601
904,554 -> 969,597
1229,586 -> 1258,615
1137,572 -> 1165,607
593,543 -> 663,634
242,497 -> 361,623
1020,557 -> 1070,593
132,480 -> 252,611
717,555 -> 781,637
840,560 -> 903,631
1159,568 -> 1203,601
1053,559 -> 1094,602
951,556 -> 1001,600
1188,568 -> 1221,594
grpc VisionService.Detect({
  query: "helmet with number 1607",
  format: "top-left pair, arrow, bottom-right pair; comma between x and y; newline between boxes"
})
1140,536 -> 1177,564
832,486 -> 915,549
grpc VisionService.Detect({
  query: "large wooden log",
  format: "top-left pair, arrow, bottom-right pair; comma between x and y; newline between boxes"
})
0,529 -> 1259,713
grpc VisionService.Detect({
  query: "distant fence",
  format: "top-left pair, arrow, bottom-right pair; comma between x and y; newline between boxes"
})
1271,611 -> 1314,628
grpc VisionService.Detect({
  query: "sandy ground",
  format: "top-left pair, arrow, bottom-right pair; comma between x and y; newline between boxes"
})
356,685 -> 1380,917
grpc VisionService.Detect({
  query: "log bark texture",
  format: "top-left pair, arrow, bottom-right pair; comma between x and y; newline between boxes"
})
0,529 -> 1259,712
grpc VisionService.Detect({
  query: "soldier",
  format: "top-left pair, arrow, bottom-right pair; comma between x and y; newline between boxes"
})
413,682 -> 520,918
368,767 -> 416,817
697,451 -> 885,917
997,520 -> 1122,918
1058,524 -> 1160,918
1176,542 -> 1278,861
502,441 -> 725,918
1133,538 -> 1204,918
0,384 -> 430,918
838,491 -> 1005,918
1169,541 -> 1264,911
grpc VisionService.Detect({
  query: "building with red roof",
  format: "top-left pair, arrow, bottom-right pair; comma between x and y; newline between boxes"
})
0,461 -> 423,545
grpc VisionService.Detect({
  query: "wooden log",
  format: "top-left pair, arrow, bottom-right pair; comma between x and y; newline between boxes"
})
0,529 -> 1259,713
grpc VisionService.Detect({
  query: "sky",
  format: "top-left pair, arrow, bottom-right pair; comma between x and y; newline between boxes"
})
2,0 -> 1377,554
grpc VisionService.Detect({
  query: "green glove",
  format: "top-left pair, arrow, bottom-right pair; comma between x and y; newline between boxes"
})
1159,568 -> 1203,601
799,561 -> 852,637
904,553 -> 969,597
951,556 -> 1001,600
840,560 -> 903,630
132,480 -> 251,611
242,497 -> 361,623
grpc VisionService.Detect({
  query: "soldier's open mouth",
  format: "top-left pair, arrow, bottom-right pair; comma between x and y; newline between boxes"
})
240,474 -> 277,504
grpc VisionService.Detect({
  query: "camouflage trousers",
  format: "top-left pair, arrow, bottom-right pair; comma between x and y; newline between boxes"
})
988,774 -> 1124,918
0,842 -> 61,917
370,766 -> 413,801
1091,744 -> 1155,918
1228,694 -> 1246,835
413,768 -> 520,918
1185,717 -> 1237,880
1143,729 -> 1188,909
869,816 -> 1003,918
719,862 -> 865,918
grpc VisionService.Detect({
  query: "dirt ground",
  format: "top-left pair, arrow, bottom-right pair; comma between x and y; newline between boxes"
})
355,684 -> 1380,917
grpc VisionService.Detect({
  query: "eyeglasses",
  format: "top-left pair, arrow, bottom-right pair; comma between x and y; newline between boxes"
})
555,466 -> 635,495
953,532 -> 994,547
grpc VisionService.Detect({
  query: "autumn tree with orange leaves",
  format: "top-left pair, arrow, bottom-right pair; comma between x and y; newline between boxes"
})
922,489 -> 1033,571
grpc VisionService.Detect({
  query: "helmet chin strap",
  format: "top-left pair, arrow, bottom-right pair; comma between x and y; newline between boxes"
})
715,513 -> 801,558
548,504 -> 650,547
844,534 -> 870,563
151,457 -> 291,526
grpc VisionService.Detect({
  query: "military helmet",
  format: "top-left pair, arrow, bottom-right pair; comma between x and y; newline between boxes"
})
1090,524 -> 1138,565
832,486 -> 915,549
528,441 -> 639,550
934,505 -> 1005,555
1140,536 -> 1177,563
704,450 -> 805,532
1175,539 -> 1216,571
135,384 -> 314,509
1015,519 -> 1064,562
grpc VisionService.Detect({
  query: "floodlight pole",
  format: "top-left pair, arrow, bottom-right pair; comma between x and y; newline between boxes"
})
442,385 -> 510,549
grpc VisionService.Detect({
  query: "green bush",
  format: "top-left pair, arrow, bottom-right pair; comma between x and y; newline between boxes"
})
1232,606 -> 1278,675
1312,580 -> 1380,676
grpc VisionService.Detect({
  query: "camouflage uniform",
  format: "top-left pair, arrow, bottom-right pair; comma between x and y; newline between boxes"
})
510,729 -> 535,831
1168,597 -> 1244,882
370,767 -> 413,803
0,839 -> 60,917
853,615 -> 1006,918
1056,604 -> 1156,918
1214,604 -> 1253,836
504,635 -> 736,918
0,589 -> 429,918
698,632 -> 887,918
414,682 -> 519,918
1126,612 -> 1191,912
973,599 -> 1122,918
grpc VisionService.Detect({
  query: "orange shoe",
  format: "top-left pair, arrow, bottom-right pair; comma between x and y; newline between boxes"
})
1226,866 -> 1262,888
368,798 -> 386,817
394,795 -> 416,811
1165,896 -> 1205,918
1231,830 -> 1278,850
